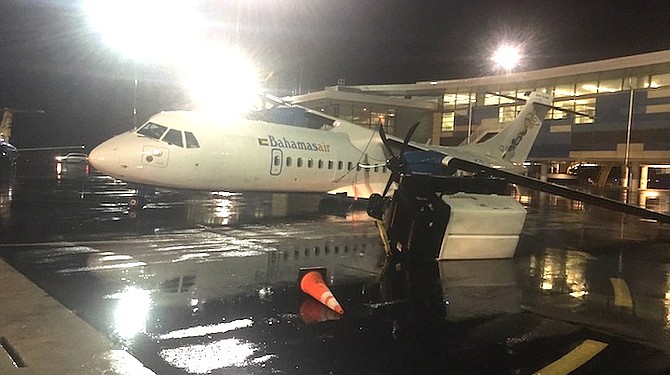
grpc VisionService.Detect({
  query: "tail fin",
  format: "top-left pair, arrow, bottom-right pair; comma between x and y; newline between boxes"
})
464,92 -> 552,165
0,108 -> 12,140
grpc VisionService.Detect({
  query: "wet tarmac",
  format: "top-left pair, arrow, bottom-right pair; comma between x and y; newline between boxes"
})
3,156 -> 670,374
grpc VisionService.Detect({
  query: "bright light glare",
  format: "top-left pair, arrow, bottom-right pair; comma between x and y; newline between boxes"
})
85,0 -> 264,115
84,0 -> 204,62
492,45 -> 522,71
178,44 -> 262,115
110,286 -> 152,341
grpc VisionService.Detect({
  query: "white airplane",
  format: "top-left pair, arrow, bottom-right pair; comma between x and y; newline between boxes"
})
1,107 -> 49,167
89,92 -> 670,223
88,94 -> 397,199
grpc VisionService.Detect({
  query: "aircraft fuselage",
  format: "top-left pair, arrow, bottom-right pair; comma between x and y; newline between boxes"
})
89,111 -> 391,198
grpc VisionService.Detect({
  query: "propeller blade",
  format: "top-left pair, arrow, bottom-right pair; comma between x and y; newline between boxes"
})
396,122 -> 421,163
378,124 -> 396,158
401,122 -> 421,154
378,121 -> 422,196
382,173 -> 395,197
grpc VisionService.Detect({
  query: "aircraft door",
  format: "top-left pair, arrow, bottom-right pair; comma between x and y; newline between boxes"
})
270,148 -> 283,175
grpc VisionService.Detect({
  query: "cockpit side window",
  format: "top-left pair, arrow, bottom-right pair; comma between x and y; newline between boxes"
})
137,122 -> 168,140
163,129 -> 184,147
185,131 -> 200,149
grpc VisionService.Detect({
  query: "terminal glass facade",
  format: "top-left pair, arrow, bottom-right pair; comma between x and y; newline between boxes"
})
329,103 -> 396,135
439,73 -> 670,138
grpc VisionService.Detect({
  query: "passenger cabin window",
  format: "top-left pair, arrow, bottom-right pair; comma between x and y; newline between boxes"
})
185,131 -> 200,148
163,129 -> 183,147
137,122 -> 167,140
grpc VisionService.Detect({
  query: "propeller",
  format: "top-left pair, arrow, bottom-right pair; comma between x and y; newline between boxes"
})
367,122 -> 420,220
379,121 -> 421,197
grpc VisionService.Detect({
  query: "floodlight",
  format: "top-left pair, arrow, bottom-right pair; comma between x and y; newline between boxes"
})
177,43 -> 262,115
84,0 -> 204,63
492,44 -> 522,72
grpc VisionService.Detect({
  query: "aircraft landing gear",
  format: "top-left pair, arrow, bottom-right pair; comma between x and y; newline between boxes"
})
366,193 -> 387,221
128,186 -> 154,211
128,196 -> 144,209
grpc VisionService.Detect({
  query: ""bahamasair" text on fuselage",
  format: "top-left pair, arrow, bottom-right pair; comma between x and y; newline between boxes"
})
258,135 -> 331,152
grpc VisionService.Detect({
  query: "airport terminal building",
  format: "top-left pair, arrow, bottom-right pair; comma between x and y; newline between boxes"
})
287,50 -> 670,191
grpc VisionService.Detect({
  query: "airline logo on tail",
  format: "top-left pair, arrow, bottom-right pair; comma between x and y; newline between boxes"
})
500,113 -> 541,161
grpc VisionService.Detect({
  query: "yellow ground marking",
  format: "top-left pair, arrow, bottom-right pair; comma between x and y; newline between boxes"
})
609,277 -> 633,308
533,339 -> 608,375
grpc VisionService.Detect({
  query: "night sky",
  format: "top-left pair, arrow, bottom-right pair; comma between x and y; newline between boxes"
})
1,0 -> 670,148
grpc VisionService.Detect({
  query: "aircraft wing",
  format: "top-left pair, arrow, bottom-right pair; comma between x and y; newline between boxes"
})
379,92 -> 670,224
441,154 -> 670,224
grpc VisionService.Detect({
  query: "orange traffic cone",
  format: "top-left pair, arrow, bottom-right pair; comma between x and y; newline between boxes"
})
299,299 -> 342,324
300,270 -> 344,315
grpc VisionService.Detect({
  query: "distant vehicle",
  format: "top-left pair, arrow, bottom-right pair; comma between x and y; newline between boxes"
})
55,152 -> 88,163
1,107 -> 45,167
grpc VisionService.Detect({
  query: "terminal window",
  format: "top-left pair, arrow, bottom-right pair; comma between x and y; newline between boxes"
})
651,73 -> 670,88
441,112 -> 454,132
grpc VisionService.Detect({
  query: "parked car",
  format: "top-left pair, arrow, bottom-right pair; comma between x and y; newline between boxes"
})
55,152 -> 88,163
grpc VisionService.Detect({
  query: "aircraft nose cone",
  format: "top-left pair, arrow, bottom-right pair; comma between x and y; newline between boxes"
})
88,140 -> 117,175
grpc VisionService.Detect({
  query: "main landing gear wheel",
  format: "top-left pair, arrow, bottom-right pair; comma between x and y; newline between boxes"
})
366,193 -> 386,221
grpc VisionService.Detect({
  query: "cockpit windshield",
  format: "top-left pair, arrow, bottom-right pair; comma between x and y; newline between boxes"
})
136,122 -> 167,139
135,122 -> 200,149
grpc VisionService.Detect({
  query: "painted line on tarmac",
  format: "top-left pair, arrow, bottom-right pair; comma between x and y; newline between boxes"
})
610,277 -> 633,308
533,339 -> 608,375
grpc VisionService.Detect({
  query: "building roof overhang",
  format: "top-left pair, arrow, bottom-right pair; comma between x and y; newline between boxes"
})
333,50 -> 670,97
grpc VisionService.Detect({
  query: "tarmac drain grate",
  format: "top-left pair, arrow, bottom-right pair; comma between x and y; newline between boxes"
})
1,337 -> 26,368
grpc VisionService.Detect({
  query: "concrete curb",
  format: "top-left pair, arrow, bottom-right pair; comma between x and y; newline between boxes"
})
0,259 -> 154,374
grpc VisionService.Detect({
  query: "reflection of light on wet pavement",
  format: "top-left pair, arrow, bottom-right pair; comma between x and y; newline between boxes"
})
159,337 -> 273,373
102,349 -> 156,375
159,318 -> 253,340
108,286 -> 153,340
59,261 -> 147,273
535,249 -> 590,300
213,197 -> 233,224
